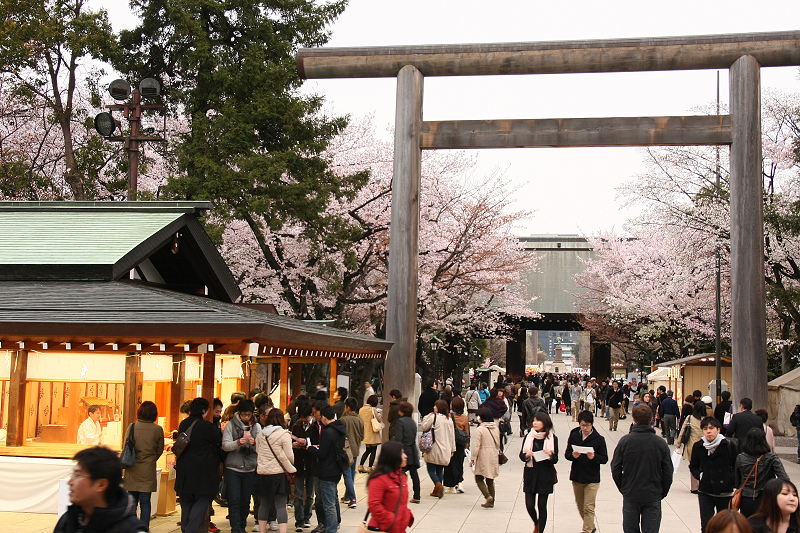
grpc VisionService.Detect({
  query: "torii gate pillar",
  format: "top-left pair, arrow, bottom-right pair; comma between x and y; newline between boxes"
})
384,65 -> 423,428
729,55 -> 768,410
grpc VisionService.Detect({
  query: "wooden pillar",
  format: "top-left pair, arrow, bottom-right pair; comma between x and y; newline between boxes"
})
170,353 -> 186,431
292,363 -> 303,399
202,352 -> 215,420
279,356 -> 289,411
384,64 -> 424,430
123,353 -> 142,446
729,55 -> 768,410
330,358 -> 338,397
6,349 -> 28,446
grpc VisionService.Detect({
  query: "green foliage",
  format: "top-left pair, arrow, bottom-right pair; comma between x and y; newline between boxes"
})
114,0 -> 364,239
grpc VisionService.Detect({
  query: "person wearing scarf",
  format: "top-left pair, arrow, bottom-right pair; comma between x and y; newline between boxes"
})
688,416 -> 738,533
521,411 -> 558,533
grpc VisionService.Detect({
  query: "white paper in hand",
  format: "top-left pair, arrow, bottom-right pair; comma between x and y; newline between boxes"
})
671,449 -> 682,473
533,450 -> 550,462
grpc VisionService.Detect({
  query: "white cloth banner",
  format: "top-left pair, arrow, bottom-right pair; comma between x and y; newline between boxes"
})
0,456 -> 73,513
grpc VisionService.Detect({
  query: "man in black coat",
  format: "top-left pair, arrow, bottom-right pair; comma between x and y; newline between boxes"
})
659,390 -> 681,445
565,411 -> 608,533
611,404 -> 673,533
306,405 -> 347,533
55,446 -> 147,533
418,379 -> 439,417
689,417 -> 737,533
725,397 -> 763,453
175,398 -> 220,533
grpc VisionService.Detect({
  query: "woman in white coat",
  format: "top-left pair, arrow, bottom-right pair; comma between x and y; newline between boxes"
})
419,399 -> 456,498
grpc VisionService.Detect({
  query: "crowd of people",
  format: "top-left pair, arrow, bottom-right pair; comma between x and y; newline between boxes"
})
55,372 -> 800,533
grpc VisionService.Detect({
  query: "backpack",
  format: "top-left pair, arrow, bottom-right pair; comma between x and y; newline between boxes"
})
335,436 -> 351,472
451,414 -> 470,446
792,405 -> 800,428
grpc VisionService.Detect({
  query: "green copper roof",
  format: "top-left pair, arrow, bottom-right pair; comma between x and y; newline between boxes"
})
0,211 -> 184,264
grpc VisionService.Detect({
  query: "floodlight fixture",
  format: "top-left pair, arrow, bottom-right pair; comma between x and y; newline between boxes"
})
94,112 -> 116,137
108,79 -> 131,101
139,78 -> 161,99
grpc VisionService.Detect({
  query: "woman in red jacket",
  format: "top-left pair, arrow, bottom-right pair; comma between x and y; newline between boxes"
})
366,441 -> 414,533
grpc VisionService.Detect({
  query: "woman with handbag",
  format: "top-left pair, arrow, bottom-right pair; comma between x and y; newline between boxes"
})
677,401 -> 706,493
363,441 -> 414,533
747,478 -> 800,533
469,407 -> 500,508
359,395 -> 382,473
444,397 -> 470,494
735,428 -> 790,517
122,401 -> 164,531
521,411 -> 558,533
419,399 -> 456,498
393,402 -> 421,503
255,408 -> 296,533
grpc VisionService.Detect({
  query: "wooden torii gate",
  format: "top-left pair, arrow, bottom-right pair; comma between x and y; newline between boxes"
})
297,31 -> 800,412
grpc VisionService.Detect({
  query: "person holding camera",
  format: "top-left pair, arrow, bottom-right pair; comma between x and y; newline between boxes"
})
222,399 -> 260,533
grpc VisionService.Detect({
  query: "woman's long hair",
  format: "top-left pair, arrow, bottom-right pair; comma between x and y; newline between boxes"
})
532,411 -> 553,434
752,478 -> 800,529
692,400 -> 706,421
367,441 -> 404,485
742,427 -> 771,456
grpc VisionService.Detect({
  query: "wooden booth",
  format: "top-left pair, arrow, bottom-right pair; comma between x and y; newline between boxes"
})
0,201 -> 390,513
654,353 -> 732,406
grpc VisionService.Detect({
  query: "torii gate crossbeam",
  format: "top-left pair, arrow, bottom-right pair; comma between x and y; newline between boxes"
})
297,31 -> 800,415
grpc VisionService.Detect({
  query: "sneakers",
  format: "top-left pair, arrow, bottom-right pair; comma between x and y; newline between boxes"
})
455,484 -> 465,494
208,523 -> 220,533
296,527 -> 304,532
311,526 -> 325,533
303,523 -> 311,529
270,521 -> 279,531
348,500 -> 357,509
253,525 -> 260,532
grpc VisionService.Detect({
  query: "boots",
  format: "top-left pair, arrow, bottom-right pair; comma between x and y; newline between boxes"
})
533,524 -> 539,533
431,482 -> 444,498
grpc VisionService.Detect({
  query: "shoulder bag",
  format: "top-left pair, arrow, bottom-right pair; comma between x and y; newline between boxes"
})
120,422 -> 136,467
172,419 -> 199,459
371,407 -> 385,432
451,414 -> 470,446
680,418 -> 692,447
489,428 -> 508,465
729,456 -> 761,510
357,478 -> 402,533
265,432 -> 296,485
419,414 -> 436,453
724,404 -> 734,427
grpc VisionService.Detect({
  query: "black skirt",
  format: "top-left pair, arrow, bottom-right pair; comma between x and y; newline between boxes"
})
254,472 -> 290,497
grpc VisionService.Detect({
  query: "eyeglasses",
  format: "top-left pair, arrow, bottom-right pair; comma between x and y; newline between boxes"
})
70,472 -> 92,481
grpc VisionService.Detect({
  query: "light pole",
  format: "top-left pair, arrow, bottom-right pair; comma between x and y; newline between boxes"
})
94,78 -> 164,200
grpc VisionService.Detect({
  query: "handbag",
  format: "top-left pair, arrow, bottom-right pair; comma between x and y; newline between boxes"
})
490,429 -> 508,465
680,418 -> 692,446
419,415 -> 436,453
265,432 -> 297,485
723,404 -> 734,427
172,419 -> 199,459
452,414 -> 470,446
730,456 -> 761,510
358,479 -> 402,533
120,422 -> 136,467
371,408 -> 385,432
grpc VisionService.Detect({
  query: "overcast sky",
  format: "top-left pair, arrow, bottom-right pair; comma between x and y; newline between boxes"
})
97,0 -> 800,236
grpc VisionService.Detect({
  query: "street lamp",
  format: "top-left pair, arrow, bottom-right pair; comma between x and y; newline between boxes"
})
429,336 -> 443,352
95,78 -> 165,200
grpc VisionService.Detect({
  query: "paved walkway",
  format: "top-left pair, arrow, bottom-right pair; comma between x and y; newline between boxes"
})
6,411 -> 800,533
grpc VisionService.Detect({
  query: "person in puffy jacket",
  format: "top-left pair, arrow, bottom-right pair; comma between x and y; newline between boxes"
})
304,405 -> 347,533
222,399 -> 260,533
393,401 -> 421,503
55,446 -> 147,533
565,411 -> 608,533
255,408 -> 296,533
419,399 -> 456,498
735,427 -> 790,517
688,416 -> 738,533
367,441 -> 414,533
480,388 -> 508,420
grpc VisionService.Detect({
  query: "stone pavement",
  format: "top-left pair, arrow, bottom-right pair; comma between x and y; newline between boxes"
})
5,411 -> 800,533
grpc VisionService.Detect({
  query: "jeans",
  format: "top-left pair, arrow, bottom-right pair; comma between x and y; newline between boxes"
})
427,463 -> 444,485
225,469 -> 254,533
180,493 -> 212,533
622,499 -> 661,533
663,414 -> 677,445
294,473 -> 314,526
572,482 -> 600,533
343,462 -> 357,502
698,493 -> 732,533
129,491 -> 152,531
318,480 -> 341,533
404,465 -> 420,500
